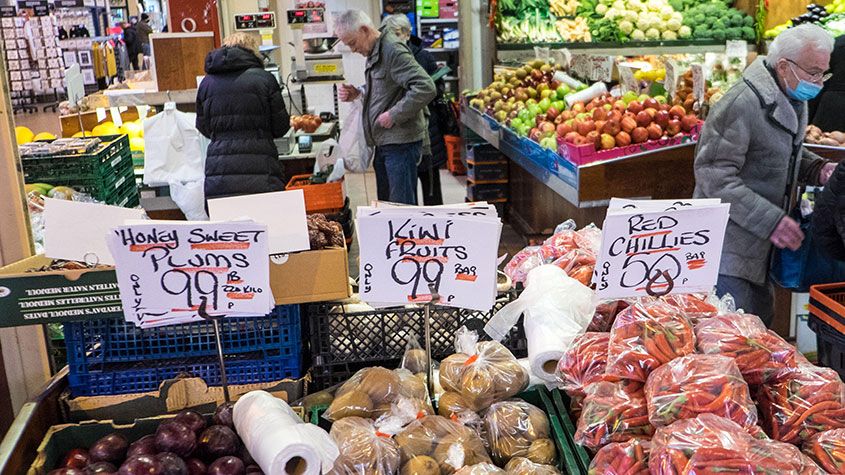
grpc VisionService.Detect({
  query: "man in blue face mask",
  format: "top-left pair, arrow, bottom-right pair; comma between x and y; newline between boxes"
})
693,24 -> 836,327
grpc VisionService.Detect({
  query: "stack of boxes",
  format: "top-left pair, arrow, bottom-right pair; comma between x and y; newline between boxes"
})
466,143 -> 509,216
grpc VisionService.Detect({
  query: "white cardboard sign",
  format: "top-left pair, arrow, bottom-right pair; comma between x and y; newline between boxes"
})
593,200 -> 730,299
107,221 -> 272,327
357,206 -> 502,311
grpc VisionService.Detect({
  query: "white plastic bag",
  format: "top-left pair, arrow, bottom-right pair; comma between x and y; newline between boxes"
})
169,180 -> 208,221
143,104 -> 206,186
339,98 -> 371,173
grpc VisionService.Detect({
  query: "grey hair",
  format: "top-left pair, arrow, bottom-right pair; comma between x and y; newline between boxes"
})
382,14 -> 411,37
768,24 -> 834,64
334,10 -> 375,37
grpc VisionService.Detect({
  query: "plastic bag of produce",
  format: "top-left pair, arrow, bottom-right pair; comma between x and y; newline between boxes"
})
504,457 -> 561,475
328,416 -> 401,475
606,300 -> 695,382
503,246 -> 545,284
757,364 -> 845,444
574,381 -> 654,450
649,414 -> 824,475
695,313 -> 800,385
587,300 -> 629,332
394,415 -> 491,474
453,463 -> 506,475
660,292 -> 720,323
645,354 -> 757,429
588,439 -> 650,475
803,428 -> 845,473
400,333 -> 433,375
324,367 -> 433,422
438,328 -> 528,412
555,332 -> 609,398
482,400 -> 556,466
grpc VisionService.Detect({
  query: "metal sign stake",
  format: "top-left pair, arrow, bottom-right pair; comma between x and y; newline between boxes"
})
424,283 -> 441,398
198,297 -> 231,403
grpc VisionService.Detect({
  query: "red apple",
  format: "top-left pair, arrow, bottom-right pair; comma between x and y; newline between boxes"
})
621,116 -> 637,134
593,107 -> 609,121
654,110 -> 670,128
660,103 -> 672,112
666,119 -> 682,136
681,115 -> 699,132
546,107 -> 560,121
636,111 -> 652,127
594,120 -> 607,133
669,105 -> 686,119
564,131 -> 580,143
613,100 -> 627,111
646,123 -> 663,140
571,103 -> 585,113
643,97 -> 660,110
645,108 -> 657,118
609,110 -> 623,123
577,119 -> 595,137
603,119 -> 621,137
530,128 -> 541,141
615,131 -> 632,147
586,102 -> 596,112
586,130 -> 600,146
557,123 -> 573,136
627,101 -> 644,114
632,127 -> 649,143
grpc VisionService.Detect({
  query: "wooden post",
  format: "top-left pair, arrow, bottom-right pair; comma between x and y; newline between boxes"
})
0,41 -> 51,433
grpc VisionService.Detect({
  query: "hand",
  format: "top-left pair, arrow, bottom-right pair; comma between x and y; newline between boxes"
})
819,162 -> 837,186
770,216 -> 804,251
377,111 -> 394,129
338,84 -> 360,102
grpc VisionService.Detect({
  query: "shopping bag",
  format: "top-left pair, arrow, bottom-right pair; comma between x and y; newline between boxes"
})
338,98 -> 372,173
169,180 -> 208,221
143,105 -> 206,186
770,210 -> 845,292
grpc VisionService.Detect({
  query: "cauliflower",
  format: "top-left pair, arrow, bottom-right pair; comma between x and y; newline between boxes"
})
667,17 -> 682,31
623,10 -> 638,22
647,0 -> 663,12
619,20 -> 635,35
631,29 -> 647,41
678,25 -> 692,38
637,13 -> 652,30
660,5 -> 674,20
645,27 -> 661,39
595,3 -> 609,14
662,29 -> 678,40
611,0 -> 625,10
671,12 -> 682,23
605,7 -> 620,19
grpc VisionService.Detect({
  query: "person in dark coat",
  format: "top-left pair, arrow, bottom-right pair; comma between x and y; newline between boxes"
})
383,14 -> 448,205
123,18 -> 140,70
196,32 -> 290,199
810,35 -> 845,131
812,161 -> 845,260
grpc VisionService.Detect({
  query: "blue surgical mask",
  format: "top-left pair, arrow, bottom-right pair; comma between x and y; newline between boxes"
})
787,64 -> 823,101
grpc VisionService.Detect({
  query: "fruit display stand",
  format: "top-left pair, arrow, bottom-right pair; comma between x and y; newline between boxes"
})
461,99 -> 695,236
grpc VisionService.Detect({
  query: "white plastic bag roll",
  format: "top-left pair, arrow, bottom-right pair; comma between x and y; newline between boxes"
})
486,265 -> 595,383
233,391 -> 339,475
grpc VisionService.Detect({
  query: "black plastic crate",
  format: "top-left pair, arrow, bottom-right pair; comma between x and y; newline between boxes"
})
808,313 -> 845,380
467,161 -> 508,183
467,143 -> 505,163
468,182 -> 507,202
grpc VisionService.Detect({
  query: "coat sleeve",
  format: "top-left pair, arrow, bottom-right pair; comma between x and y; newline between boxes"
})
385,44 -> 436,125
812,161 -> 845,260
798,147 -> 829,186
267,77 -> 290,138
195,82 -> 210,138
694,94 -> 786,241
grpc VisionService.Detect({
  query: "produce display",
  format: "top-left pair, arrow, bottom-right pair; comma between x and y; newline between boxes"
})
47,405 -> 260,475
805,125 -> 845,147
644,354 -> 758,429
765,3 -> 845,39
481,400 -> 557,466
756,364 -> 845,445
324,367 -> 433,421
307,214 -> 346,250
574,381 -> 654,449
588,439 -> 650,475
496,0 -> 756,44
803,428 -> 845,473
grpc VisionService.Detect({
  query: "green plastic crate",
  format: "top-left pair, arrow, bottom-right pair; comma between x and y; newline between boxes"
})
551,388 -> 591,474
21,135 -> 131,182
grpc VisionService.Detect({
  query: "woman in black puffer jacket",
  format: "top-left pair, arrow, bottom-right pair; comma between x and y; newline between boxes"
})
197,32 -> 290,199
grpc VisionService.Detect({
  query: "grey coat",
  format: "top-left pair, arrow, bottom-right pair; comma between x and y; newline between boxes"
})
694,58 -> 827,285
362,31 -> 436,147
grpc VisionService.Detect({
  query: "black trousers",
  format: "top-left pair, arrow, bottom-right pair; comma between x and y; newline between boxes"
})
418,154 -> 443,205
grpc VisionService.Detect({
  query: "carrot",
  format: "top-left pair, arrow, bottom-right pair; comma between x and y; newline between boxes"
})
686,386 -> 732,413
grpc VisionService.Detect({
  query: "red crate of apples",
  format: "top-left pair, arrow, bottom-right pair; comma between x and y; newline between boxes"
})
555,95 -> 702,166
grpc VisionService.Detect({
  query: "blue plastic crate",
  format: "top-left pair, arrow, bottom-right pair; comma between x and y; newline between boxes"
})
64,305 -> 300,367
67,352 -> 301,396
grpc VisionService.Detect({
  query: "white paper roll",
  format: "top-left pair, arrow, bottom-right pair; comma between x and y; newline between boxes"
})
517,358 -> 544,388
233,391 -> 339,475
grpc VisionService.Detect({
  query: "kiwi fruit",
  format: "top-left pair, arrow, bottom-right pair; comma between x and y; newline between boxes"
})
396,423 -> 436,461
359,367 -> 401,403
439,354 -> 469,393
400,372 -> 429,400
371,402 -> 394,419
526,438 -> 556,465
403,348 -> 430,374
437,392 -> 470,418
401,455 -> 442,475
525,406 -> 550,440
491,434 -> 531,465
461,367 -> 495,411
493,361 -> 529,398
504,457 -> 560,475
327,390 -> 373,420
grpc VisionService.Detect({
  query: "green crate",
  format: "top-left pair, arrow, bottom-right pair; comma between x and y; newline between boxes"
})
131,149 -> 144,167
551,388 -> 591,474
21,135 -> 131,183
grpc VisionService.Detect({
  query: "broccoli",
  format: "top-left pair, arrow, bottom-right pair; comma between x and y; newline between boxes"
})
741,26 -> 756,41
668,0 -> 682,10
693,13 -> 706,25
725,27 -> 742,39
743,15 -> 754,27
729,14 -> 744,28
712,29 -> 726,41
694,26 -> 711,38
712,19 -> 726,30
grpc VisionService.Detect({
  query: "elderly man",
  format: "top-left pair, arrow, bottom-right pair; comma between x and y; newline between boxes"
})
335,10 -> 436,205
695,24 -> 836,326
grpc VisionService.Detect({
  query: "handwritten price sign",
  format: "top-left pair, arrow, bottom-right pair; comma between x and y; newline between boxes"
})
593,200 -> 729,299
357,207 -> 501,311
107,221 -> 272,328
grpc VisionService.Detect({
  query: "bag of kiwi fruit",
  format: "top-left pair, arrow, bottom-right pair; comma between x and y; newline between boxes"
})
482,400 -> 557,467
329,416 -> 401,475
325,367 -> 434,422
395,415 -> 492,475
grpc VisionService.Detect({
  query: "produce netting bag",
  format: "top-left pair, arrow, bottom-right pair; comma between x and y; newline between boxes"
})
394,415 -> 491,474
481,400 -> 556,466
575,381 -> 654,450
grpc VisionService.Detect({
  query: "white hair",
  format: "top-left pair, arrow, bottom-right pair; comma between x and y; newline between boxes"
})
334,10 -> 374,37
382,14 -> 411,37
768,24 -> 834,64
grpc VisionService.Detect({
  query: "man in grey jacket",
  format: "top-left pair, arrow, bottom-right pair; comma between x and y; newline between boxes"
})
694,24 -> 836,326
335,10 -> 436,205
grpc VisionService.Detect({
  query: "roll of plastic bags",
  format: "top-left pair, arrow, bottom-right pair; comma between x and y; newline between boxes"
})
233,390 -> 339,475
484,265 -> 596,383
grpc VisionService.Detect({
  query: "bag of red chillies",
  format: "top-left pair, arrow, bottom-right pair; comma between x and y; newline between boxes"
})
649,413 -> 825,475
588,439 -> 650,475
757,364 -> 845,445
606,300 -> 696,383
574,381 -> 654,451
695,313 -> 800,385
803,428 -> 845,473
645,354 -> 757,429
556,332 -> 609,398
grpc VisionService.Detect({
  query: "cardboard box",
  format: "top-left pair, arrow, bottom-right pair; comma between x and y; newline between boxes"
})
61,376 -> 305,424
270,247 -> 351,305
0,255 -> 123,327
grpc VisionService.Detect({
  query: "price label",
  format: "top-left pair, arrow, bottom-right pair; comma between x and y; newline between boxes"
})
665,59 -> 679,100
570,53 -> 614,82
725,40 -> 748,58
618,63 -> 638,94
0,5 -> 16,16
692,63 -> 705,103
593,200 -> 730,299
552,48 -> 571,69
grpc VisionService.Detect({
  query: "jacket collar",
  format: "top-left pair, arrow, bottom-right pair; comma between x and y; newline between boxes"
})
366,28 -> 388,70
742,58 -> 803,137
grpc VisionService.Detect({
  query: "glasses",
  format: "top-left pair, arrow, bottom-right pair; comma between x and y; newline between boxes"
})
786,59 -> 833,83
